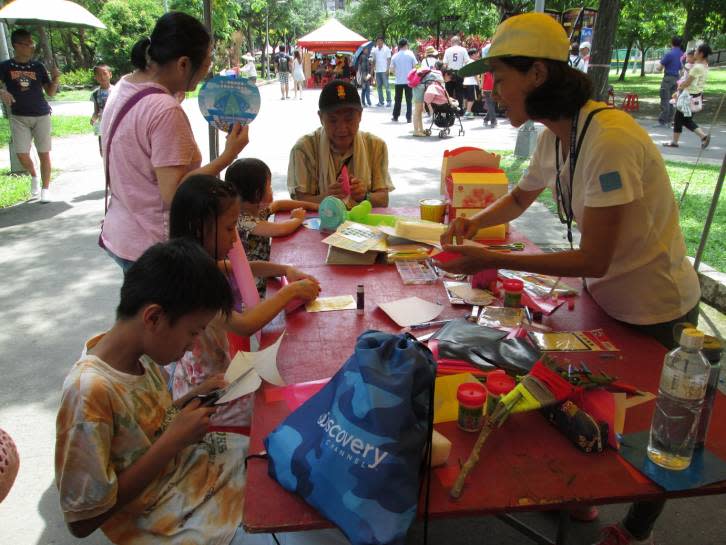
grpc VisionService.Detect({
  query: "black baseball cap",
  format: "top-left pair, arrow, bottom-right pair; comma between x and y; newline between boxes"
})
318,80 -> 362,113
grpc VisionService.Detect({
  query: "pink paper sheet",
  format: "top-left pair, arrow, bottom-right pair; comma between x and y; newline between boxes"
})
229,231 -> 261,342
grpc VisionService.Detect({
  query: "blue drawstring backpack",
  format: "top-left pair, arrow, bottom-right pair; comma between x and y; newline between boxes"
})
265,330 -> 436,545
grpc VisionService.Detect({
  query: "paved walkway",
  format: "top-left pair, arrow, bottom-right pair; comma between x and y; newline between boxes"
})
0,83 -> 724,545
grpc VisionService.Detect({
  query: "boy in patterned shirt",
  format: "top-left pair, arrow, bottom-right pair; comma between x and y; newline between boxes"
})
55,239 -> 246,544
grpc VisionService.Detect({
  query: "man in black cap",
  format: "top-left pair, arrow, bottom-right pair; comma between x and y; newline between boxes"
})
287,79 -> 394,207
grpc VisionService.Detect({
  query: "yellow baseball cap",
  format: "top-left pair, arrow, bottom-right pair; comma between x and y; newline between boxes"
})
459,13 -> 570,77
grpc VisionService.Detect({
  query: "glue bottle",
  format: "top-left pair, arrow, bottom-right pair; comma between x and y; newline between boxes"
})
356,284 -> 365,315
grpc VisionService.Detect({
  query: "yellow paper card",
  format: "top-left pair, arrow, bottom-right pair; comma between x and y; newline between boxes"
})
434,373 -> 479,424
305,295 -> 357,313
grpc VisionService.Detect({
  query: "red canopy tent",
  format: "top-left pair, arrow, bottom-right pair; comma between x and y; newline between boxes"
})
296,18 -> 367,53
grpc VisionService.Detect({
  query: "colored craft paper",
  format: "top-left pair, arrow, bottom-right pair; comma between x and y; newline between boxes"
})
229,231 -> 261,343
530,329 -> 619,352
303,218 -> 321,230
378,225 -> 441,248
340,164 -> 351,196
434,372 -> 479,424
217,331 -> 286,404
378,296 -> 443,327
619,431 -> 726,492
305,295 -> 357,312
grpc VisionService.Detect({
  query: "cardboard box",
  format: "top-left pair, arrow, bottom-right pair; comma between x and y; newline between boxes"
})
448,207 -> 506,241
447,168 -> 508,208
440,147 -> 501,194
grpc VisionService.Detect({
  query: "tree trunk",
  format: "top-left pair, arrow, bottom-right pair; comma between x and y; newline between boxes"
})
62,31 -> 84,68
618,40 -> 633,81
77,29 -> 93,68
589,0 -> 620,101
640,47 -> 648,77
36,25 -> 54,68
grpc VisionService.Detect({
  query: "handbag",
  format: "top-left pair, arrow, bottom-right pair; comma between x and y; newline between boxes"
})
98,87 -> 166,248
265,330 -> 436,545
690,94 -> 703,113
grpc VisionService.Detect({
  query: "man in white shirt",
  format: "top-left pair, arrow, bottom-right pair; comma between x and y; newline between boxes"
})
390,38 -> 417,123
568,42 -> 587,73
578,42 -> 591,72
372,36 -> 392,107
443,36 -> 469,112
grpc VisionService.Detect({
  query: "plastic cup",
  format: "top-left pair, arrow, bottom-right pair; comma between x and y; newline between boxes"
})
419,198 -> 447,223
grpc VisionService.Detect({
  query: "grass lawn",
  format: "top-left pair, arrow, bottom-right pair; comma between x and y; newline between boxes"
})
497,151 -> 725,271
609,67 -> 726,123
48,88 -> 94,102
0,169 -> 31,207
0,115 -> 93,148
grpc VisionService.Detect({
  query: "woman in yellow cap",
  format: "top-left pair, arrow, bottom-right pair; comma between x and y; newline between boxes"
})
439,12 -> 700,545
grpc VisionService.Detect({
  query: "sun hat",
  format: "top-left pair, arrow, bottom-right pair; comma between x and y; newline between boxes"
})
318,79 -> 362,113
425,45 -> 438,57
242,53 -> 255,61
458,13 -> 570,77
579,41 -> 591,51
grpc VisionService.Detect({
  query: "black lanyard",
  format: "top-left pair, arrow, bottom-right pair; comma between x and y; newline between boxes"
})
554,107 -> 609,248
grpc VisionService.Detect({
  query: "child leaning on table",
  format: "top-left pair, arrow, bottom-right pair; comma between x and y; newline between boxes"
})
55,239 -> 247,544
166,174 -> 320,428
225,158 -> 319,297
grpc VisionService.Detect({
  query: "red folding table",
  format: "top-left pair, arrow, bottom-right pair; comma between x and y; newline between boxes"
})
241,211 -> 726,544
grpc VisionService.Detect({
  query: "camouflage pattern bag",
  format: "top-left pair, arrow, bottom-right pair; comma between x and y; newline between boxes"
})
265,330 -> 436,545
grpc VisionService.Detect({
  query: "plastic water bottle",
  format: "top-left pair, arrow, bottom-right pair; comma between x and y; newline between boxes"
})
647,328 -> 710,470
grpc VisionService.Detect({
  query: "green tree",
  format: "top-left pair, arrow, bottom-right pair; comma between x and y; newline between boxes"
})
168,0 -> 241,41
681,0 -> 726,43
95,0 -> 164,75
616,0 -> 684,80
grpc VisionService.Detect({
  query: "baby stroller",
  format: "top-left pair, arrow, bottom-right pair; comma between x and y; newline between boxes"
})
423,77 -> 465,138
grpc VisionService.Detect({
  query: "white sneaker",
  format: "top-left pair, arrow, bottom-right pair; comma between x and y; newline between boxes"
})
40,188 -> 52,203
30,177 -> 40,196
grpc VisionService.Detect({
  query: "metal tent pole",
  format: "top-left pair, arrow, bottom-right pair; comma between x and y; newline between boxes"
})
203,0 -> 219,161
693,152 -> 726,271
0,22 -> 25,173
513,0 -> 545,158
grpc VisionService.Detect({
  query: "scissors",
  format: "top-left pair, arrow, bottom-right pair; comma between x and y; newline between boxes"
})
183,366 -> 255,408
484,242 -> 526,251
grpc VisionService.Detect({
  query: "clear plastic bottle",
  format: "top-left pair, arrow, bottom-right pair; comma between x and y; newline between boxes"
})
647,328 -> 711,470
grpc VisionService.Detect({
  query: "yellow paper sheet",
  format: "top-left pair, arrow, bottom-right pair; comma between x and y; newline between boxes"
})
305,295 -> 357,313
434,373 -> 479,424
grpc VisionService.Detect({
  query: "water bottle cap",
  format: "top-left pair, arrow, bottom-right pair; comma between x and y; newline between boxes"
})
679,328 -> 704,349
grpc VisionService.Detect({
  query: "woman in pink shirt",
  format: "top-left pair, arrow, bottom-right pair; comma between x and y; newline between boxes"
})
100,12 -> 248,271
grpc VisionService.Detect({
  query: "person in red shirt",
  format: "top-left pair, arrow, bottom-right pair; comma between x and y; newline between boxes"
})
481,70 -> 497,127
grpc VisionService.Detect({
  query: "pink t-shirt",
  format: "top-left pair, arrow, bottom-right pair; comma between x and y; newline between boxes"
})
100,78 -> 202,261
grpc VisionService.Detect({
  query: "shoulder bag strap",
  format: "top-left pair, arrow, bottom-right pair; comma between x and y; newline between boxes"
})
103,87 -> 167,214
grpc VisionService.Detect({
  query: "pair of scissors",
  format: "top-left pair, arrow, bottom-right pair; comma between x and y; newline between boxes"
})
485,242 -> 526,251
184,366 -> 255,408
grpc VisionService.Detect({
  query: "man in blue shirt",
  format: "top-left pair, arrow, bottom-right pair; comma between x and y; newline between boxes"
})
656,36 -> 683,127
